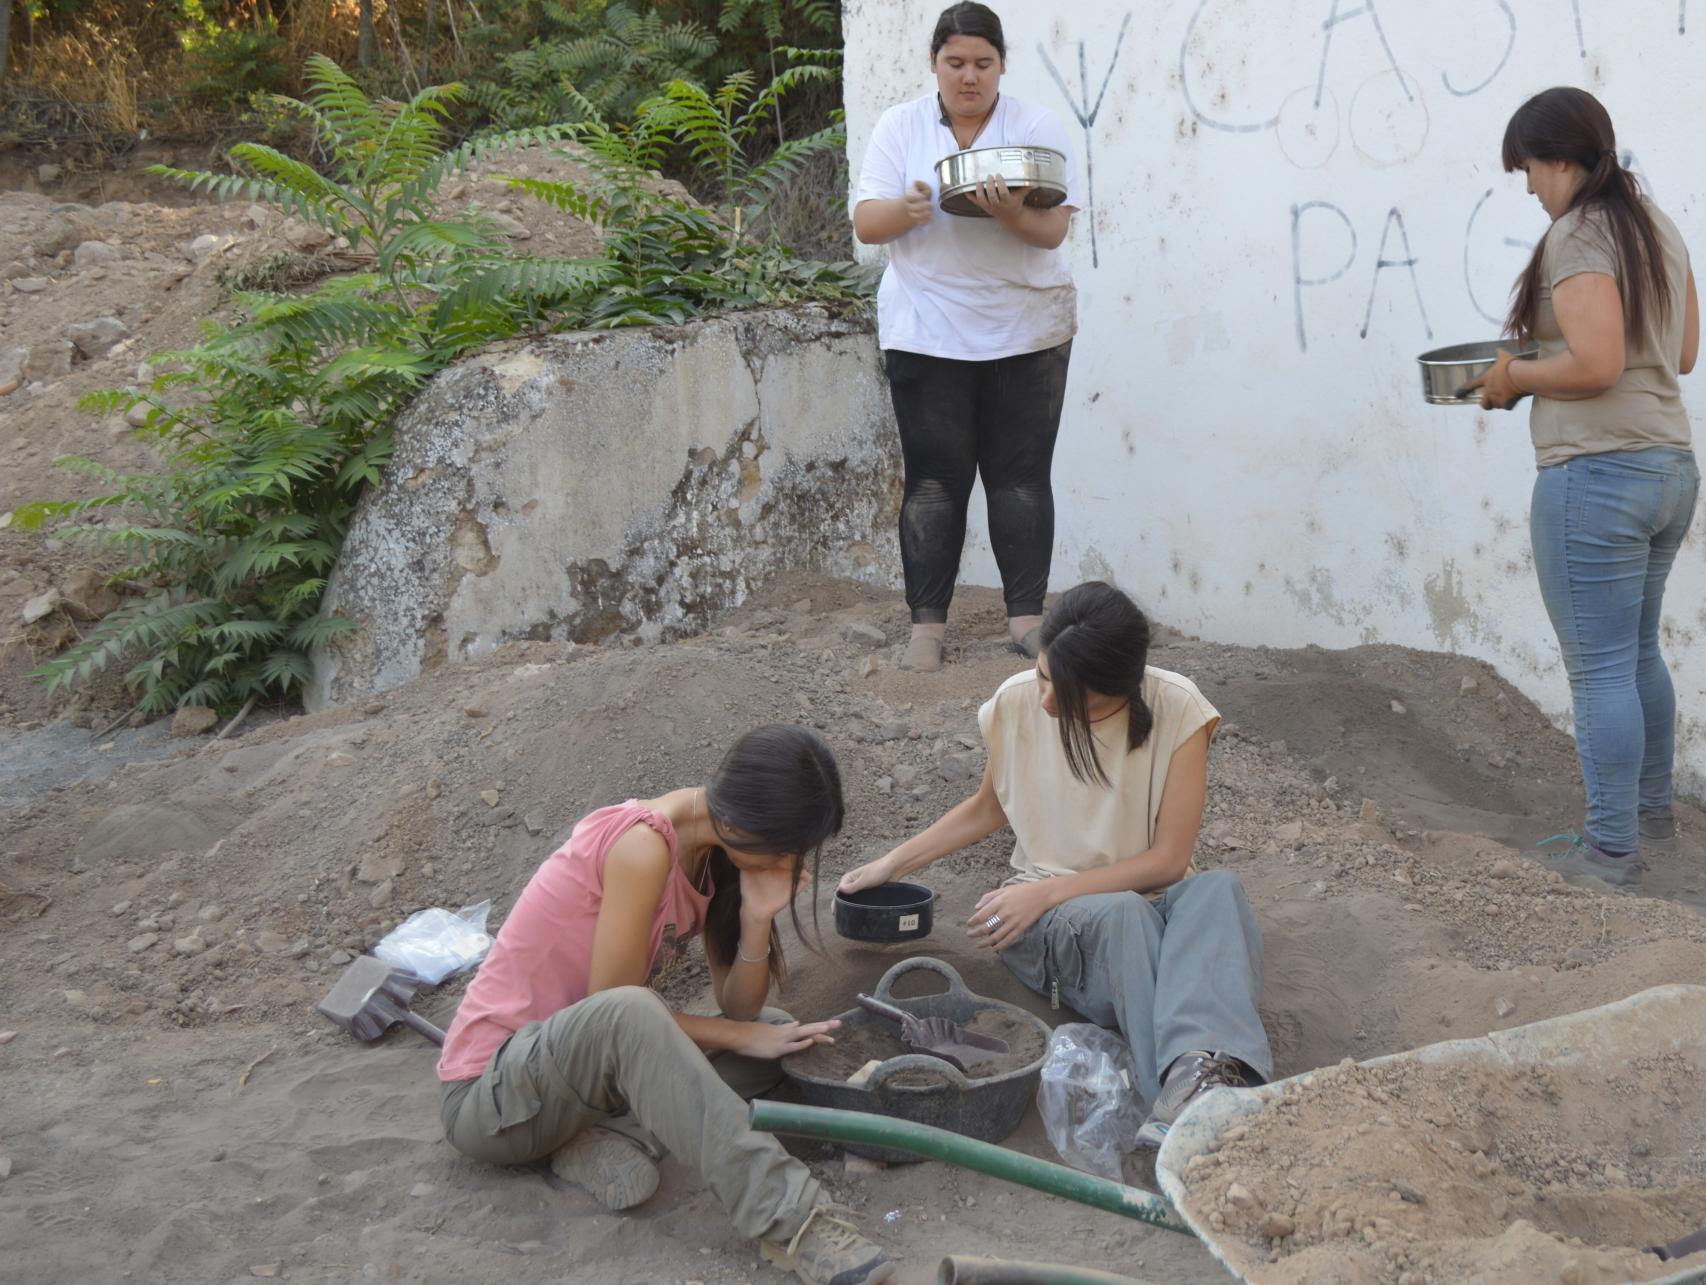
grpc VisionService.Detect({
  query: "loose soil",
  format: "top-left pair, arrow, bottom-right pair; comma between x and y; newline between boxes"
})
5,573 -> 1706,1284
1178,1055 -> 1706,1284
790,1006 -> 1047,1084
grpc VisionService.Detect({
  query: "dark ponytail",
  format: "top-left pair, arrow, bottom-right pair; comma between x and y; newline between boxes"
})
1036,582 -> 1154,788
1501,87 -> 1672,342
699,724 -> 844,985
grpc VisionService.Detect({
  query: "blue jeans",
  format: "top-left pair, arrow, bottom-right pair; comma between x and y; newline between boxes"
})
1531,447 -> 1700,853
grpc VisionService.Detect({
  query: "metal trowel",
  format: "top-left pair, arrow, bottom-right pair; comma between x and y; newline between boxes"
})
855,993 -> 1008,1073
316,955 -> 446,1045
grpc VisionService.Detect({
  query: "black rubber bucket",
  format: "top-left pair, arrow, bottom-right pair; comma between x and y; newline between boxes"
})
781,957 -> 1052,1162
834,881 -> 935,943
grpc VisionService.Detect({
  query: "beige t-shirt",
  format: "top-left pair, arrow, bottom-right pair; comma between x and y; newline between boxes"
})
976,666 -> 1220,893
1529,198 -> 1693,466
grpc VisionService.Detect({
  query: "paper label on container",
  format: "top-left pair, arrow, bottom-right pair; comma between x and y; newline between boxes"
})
898,914 -> 921,932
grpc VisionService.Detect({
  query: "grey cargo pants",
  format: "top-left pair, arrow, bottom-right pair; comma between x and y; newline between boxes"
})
439,986 -> 819,1240
999,871 -> 1272,1105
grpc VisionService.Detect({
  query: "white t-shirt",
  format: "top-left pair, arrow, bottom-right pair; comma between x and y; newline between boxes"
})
856,92 -> 1081,361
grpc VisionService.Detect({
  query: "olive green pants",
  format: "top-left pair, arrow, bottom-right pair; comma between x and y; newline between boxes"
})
440,985 -> 819,1240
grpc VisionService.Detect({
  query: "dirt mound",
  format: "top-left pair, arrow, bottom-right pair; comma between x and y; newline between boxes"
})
1178,1052 -> 1706,1284
4,574 -> 1706,1282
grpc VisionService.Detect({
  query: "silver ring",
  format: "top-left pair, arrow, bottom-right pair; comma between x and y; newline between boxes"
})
985,915 -> 1003,930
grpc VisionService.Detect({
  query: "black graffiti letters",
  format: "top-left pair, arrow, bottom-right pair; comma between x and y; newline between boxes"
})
1292,201 -> 1359,352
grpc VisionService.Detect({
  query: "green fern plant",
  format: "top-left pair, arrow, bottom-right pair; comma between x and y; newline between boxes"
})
150,54 -> 572,259
635,50 -> 843,235
16,55 -> 868,715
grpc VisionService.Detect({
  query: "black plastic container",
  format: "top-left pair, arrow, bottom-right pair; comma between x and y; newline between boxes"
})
833,881 -> 935,942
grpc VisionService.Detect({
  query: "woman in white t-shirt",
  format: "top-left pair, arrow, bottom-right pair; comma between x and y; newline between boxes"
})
840,582 -> 1272,1151
853,2 -> 1080,673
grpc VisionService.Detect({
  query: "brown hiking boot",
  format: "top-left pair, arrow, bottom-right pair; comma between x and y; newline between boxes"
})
759,1203 -> 894,1285
549,1127 -> 659,1211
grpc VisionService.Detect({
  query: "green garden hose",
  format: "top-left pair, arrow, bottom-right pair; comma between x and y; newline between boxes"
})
747,1100 -> 1193,1236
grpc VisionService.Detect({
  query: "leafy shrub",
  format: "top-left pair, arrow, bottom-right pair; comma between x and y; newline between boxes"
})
17,55 -> 870,715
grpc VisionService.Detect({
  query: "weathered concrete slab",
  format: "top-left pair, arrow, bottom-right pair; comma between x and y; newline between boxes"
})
307,306 -> 900,710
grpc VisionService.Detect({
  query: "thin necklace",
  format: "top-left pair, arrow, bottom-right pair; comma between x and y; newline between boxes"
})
689,788 -> 711,893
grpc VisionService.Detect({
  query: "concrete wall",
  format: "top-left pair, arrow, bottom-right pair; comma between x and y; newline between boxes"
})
307,306 -> 899,710
844,2 -> 1706,779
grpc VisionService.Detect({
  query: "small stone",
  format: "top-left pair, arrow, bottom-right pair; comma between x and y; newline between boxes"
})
53,1046 -> 74,1059
1389,700 -> 1406,715
25,339 -> 75,382
893,765 -> 921,789
1359,799 -> 1382,824
72,240 -> 119,268
125,400 -> 152,428
1494,995 -> 1515,1018
1489,858 -> 1520,879
486,210 -> 532,240
842,622 -> 887,647
874,776 -> 894,796
858,654 -> 879,679
255,930 -> 289,954
368,878 -> 394,909
844,1154 -> 886,1176
170,706 -> 219,737
522,812 -> 546,836
63,989 -> 90,1008
329,949 -> 353,967
1487,753 -> 1506,768
127,932 -> 160,954
1261,1212 -> 1295,1239
0,1155 -> 11,1180
0,346 -> 24,395
463,705 -> 488,718
409,1181 -> 436,1197
327,751 -> 356,767
1274,820 -> 1304,846
283,217 -> 332,252
1563,946 -> 1594,969
21,589 -> 61,624
249,1266 -> 283,1279
357,851 -> 404,884
67,315 -> 130,359
37,161 -> 63,184
197,904 -> 223,923
426,779 -> 443,800
1460,675 -> 1479,694
1225,1182 -> 1260,1211
186,232 -> 231,260
11,276 -> 49,294
937,751 -> 981,782
481,788 -> 502,807
173,931 -> 207,957
1559,1261 -> 1587,1285
60,567 -> 122,620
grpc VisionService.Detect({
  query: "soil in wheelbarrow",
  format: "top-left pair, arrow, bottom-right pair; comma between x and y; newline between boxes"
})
1177,1054 -> 1706,1284
792,1007 -> 1047,1086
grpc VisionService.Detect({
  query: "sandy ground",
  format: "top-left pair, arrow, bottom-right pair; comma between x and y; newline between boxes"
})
4,573 -> 1706,1284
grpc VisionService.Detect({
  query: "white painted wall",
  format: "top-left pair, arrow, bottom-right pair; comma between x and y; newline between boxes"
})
844,1 -> 1706,781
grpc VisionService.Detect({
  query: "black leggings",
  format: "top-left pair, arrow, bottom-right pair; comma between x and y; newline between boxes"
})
884,342 -> 1072,623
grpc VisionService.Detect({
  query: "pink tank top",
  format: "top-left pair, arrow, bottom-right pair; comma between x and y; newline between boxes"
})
436,800 -> 711,1081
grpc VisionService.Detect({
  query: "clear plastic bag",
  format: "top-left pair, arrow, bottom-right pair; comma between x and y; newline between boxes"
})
1036,1023 -> 1145,1180
372,901 -> 492,984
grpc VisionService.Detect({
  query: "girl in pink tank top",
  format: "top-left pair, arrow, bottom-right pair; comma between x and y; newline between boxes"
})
436,724 -> 894,1285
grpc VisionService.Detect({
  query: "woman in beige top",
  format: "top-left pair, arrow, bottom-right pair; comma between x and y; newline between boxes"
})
1472,87 -> 1699,891
840,581 -> 1270,1152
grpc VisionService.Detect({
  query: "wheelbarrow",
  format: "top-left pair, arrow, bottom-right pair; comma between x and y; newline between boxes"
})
754,985 -> 1706,1285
